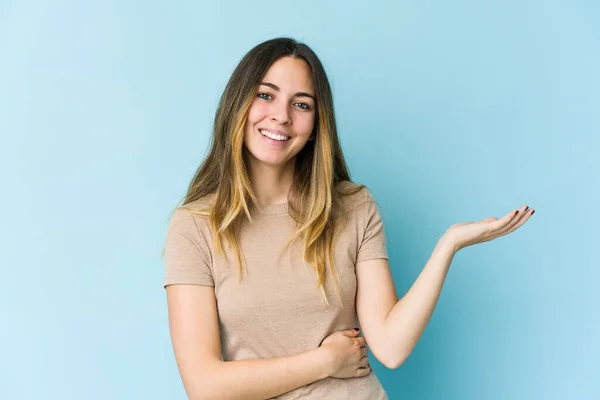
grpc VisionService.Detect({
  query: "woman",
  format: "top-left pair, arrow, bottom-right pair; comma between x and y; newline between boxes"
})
162,37 -> 534,400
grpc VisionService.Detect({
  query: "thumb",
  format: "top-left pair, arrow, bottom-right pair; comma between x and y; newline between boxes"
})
344,328 -> 360,336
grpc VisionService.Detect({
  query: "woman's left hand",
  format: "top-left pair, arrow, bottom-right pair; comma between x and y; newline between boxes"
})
441,205 -> 535,252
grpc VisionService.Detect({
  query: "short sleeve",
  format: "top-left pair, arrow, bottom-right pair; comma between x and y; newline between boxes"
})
356,189 -> 389,263
163,208 -> 214,287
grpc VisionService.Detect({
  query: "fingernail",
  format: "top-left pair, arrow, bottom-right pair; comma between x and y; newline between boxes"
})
531,210 -> 535,215
354,327 -> 360,331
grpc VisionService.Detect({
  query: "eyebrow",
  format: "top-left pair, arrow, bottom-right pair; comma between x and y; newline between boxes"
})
260,82 -> 316,102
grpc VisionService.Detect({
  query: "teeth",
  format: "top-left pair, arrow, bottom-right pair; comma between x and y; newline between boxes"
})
260,129 -> 289,141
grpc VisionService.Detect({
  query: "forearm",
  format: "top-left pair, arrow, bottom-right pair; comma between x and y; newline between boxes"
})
196,348 -> 330,400
382,238 -> 457,368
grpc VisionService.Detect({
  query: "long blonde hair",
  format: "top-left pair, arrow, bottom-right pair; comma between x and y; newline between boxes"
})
162,37 -> 366,307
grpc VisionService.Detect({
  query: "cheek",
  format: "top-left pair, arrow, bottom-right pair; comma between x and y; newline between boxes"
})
298,113 -> 316,137
247,101 -> 269,124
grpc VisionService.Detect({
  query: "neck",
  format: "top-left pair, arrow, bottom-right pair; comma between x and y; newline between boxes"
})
248,159 -> 295,205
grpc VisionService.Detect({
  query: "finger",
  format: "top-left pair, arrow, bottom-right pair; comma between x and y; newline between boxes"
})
357,366 -> 371,376
489,206 -> 525,232
360,347 -> 368,357
496,205 -> 529,232
357,337 -> 367,347
498,206 -> 534,236
495,207 -> 524,233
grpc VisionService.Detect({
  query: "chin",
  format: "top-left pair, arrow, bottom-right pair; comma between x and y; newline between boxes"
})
258,156 -> 290,167
244,148 -> 283,166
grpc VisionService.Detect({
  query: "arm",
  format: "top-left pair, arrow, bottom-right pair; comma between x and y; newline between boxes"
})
166,284 -> 332,400
380,238 -> 456,368
204,350 -> 330,400
355,238 -> 455,369
357,206 -> 532,369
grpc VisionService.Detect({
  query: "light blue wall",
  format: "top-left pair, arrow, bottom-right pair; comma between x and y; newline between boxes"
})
1,0 -> 598,399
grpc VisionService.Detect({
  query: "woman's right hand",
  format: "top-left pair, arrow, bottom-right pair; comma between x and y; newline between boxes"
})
319,328 -> 371,379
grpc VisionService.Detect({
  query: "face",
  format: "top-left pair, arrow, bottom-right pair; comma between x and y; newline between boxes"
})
243,56 -> 316,170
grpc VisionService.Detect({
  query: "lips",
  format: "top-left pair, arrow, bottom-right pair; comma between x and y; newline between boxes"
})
258,128 -> 291,138
258,128 -> 291,142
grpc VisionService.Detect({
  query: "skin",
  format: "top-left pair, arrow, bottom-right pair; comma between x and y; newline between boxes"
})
243,56 -> 316,205
240,53 -> 537,373
355,205 -> 535,369
444,206 -> 535,252
166,52 -> 537,400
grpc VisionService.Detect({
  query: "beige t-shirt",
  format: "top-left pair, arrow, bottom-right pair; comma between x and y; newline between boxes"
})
164,181 -> 389,400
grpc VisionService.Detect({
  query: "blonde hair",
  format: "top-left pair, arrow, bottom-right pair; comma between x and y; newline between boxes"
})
161,37 -> 366,307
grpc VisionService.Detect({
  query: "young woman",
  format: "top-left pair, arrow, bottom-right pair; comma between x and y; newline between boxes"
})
162,37 -> 534,400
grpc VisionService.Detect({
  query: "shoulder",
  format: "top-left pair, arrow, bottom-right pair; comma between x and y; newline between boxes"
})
335,180 -> 377,212
168,194 -> 217,233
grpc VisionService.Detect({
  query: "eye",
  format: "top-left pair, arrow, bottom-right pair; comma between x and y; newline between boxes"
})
294,102 -> 311,111
257,92 -> 273,100
257,92 -> 312,111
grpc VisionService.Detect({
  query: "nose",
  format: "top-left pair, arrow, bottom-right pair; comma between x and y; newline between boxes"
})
270,100 -> 292,125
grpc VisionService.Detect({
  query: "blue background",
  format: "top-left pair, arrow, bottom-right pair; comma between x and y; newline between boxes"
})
1,0 -> 598,399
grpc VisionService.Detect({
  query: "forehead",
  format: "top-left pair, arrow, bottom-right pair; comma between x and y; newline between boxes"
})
262,57 -> 314,93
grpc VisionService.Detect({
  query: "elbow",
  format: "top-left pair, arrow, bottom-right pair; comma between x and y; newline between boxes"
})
187,389 -> 205,400
371,339 -> 406,370
189,392 -> 213,400
384,356 -> 405,370
379,333 -> 412,370
380,347 -> 409,370
190,384 -> 235,400
186,363 -> 223,400
189,387 -> 224,400
186,383 -> 214,400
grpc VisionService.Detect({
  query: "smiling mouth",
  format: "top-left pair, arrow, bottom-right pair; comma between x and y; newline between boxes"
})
259,129 -> 290,141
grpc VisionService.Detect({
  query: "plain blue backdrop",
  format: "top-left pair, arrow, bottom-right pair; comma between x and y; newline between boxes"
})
1,0 -> 598,399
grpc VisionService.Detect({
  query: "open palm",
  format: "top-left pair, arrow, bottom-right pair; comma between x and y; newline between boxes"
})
443,205 -> 535,252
